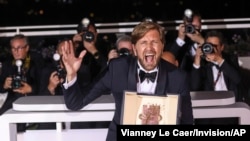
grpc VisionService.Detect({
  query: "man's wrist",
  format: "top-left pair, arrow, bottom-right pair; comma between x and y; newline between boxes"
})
93,51 -> 100,59
48,86 -> 55,95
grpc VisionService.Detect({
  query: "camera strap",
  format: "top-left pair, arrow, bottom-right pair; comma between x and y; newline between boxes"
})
213,67 -> 222,89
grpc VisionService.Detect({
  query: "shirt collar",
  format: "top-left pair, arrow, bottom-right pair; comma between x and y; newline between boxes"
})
137,61 -> 158,73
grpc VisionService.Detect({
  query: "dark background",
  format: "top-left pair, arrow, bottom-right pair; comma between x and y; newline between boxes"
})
0,0 -> 249,26
1,0 -> 250,61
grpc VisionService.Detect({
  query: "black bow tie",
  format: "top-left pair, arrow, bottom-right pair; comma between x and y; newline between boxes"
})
208,62 -> 220,70
139,70 -> 157,83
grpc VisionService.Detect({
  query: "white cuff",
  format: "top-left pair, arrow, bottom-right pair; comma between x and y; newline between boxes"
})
176,38 -> 185,47
63,76 -> 77,89
193,63 -> 200,69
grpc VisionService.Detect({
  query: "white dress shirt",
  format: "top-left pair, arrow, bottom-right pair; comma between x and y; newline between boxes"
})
63,62 -> 159,95
137,61 -> 158,94
212,65 -> 228,91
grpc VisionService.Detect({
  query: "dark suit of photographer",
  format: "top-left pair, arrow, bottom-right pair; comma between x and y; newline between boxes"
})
191,30 -> 242,124
167,12 -> 205,73
39,39 -> 99,96
38,39 -> 98,129
71,19 -> 112,128
0,34 -> 44,131
73,17 -> 112,61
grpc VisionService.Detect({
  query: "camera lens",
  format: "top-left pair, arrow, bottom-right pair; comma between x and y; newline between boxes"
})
202,43 -> 214,54
83,31 -> 95,42
118,48 -> 130,56
12,75 -> 22,89
185,24 -> 195,34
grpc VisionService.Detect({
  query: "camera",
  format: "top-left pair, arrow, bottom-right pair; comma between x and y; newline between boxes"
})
12,75 -> 22,89
77,18 -> 95,42
184,9 -> 196,34
117,48 -> 131,56
12,60 -> 24,89
53,53 -> 66,80
185,24 -> 196,34
201,43 -> 214,54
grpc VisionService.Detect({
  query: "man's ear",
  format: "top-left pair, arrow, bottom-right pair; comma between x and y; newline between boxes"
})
221,44 -> 225,51
132,44 -> 137,56
26,45 -> 30,51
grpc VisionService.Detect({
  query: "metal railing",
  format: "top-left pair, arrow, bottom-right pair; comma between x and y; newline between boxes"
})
0,18 -> 250,37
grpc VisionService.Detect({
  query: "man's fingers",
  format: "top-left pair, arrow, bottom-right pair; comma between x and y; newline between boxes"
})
69,40 -> 74,55
62,41 -> 68,57
78,50 -> 87,59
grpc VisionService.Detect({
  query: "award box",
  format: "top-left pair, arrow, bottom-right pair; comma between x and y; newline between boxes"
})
121,91 -> 180,125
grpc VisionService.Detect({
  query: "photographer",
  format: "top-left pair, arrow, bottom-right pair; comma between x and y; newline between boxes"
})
38,39 -> 68,96
107,34 -> 133,63
191,30 -> 242,124
167,9 -> 205,72
71,17 -> 112,129
0,34 -> 44,131
38,38 -> 108,129
73,17 -> 113,60
72,17 -> 110,76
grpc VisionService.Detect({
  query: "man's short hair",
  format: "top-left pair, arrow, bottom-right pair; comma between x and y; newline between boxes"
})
116,35 -> 132,48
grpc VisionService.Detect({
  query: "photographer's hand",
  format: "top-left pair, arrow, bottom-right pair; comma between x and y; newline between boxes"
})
47,71 -> 60,95
62,40 -> 87,82
205,52 -> 223,65
193,47 -> 203,66
83,40 -> 98,55
3,77 -> 12,89
72,33 -> 82,48
108,49 -> 119,62
73,33 -> 82,42
186,30 -> 204,45
13,82 -> 32,95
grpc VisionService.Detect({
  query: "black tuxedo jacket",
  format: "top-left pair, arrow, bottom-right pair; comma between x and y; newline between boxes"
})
191,52 -> 242,101
63,56 -> 194,141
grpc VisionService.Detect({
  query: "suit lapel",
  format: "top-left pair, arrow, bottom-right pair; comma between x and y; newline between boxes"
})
155,60 -> 167,96
207,63 -> 215,90
127,57 -> 137,91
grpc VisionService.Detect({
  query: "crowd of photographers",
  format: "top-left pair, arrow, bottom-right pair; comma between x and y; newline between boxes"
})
0,8 -> 249,131
0,17 -> 134,131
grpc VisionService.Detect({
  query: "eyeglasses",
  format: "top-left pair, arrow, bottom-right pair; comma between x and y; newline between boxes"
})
11,45 -> 27,52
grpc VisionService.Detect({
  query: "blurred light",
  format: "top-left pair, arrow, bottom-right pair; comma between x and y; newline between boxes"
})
155,2 -> 159,6
39,10 -> 44,15
89,13 -> 94,18
130,14 -> 135,19
103,35 -> 108,40
0,0 -> 8,4
179,0 -> 183,5
27,9 -> 34,15
224,2 -> 229,7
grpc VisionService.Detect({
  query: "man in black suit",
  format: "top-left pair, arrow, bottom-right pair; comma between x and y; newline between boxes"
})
62,21 -> 194,141
167,11 -> 205,73
191,30 -> 242,124
0,34 -> 44,131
